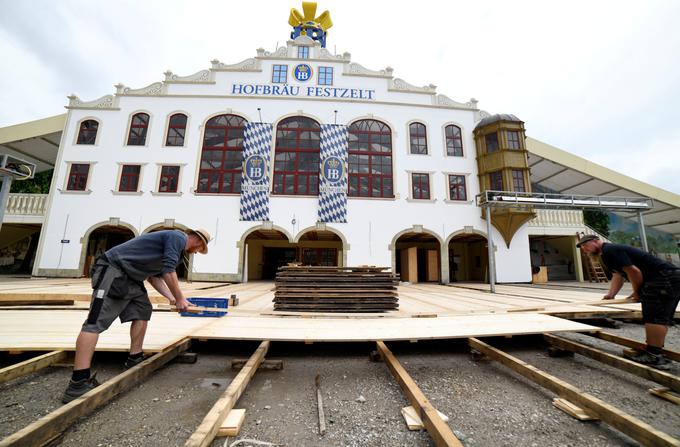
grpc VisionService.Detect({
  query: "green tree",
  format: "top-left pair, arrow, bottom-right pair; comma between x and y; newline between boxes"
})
9,169 -> 53,194
583,209 -> 610,237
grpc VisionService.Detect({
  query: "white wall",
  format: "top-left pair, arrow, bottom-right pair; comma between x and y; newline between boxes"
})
36,41 -> 531,282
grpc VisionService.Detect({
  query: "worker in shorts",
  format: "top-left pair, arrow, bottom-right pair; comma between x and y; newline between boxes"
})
577,234 -> 680,370
62,228 -> 212,403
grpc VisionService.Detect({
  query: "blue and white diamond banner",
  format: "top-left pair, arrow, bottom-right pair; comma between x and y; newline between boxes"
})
318,124 -> 348,223
240,122 -> 273,221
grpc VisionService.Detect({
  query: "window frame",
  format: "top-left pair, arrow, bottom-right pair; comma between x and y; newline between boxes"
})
408,121 -> 429,155
409,172 -> 432,201
126,112 -> 151,146
485,132 -> 499,153
272,116 -> 321,196
446,173 -> 468,201
489,170 -> 503,191
297,46 -> 310,59
196,114 -> 247,195
164,112 -> 188,147
507,130 -> 521,150
511,169 -> 526,192
157,165 -> 181,193
347,119 -> 395,199
272,64 -> 288,84
75,119 -> 100,146
64,162 -> 92,192
318,66 -> 334,85
443,124 -> 464,157
117,164 -> 143,193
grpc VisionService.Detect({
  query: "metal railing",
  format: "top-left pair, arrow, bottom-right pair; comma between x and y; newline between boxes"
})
476,190 -> 654,211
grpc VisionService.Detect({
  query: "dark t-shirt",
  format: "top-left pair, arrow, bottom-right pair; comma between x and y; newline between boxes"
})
600,243 -> 677,281
105,230 -> 188,281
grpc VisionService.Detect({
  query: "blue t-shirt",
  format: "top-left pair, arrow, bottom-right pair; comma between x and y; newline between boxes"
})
105,230 -> 188,281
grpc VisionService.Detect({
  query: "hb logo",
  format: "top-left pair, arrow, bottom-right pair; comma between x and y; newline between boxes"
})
244,155 -> 267,182
323,157 -> 343,183
294,64 -> 313,82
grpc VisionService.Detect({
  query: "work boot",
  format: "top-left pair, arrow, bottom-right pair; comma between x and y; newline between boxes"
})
123,355 -> 145,370
625,350 -> 671,370
62,373 -> 100,403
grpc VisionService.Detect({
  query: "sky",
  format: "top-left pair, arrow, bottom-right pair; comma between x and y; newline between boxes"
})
1,0 -> 679,193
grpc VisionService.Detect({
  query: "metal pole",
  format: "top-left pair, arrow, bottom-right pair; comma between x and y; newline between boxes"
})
0,175 -> 13,233
485,204 -> 496,293
637,211 -> 649,252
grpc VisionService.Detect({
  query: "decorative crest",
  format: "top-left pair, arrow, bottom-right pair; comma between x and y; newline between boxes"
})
288,2 -> 333,48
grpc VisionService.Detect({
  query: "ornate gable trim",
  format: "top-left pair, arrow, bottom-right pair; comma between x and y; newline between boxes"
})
115,82 -> 166,96
66,94 -> 119,110
211,58 -> 262,72
389,78 -> 436,94
164,69 -> 214,83
344,63 -> 393,78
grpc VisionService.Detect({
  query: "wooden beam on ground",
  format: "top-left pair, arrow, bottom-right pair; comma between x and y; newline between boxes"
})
468,337 -> 680,447
588,331 -> 680,362
0,351 -> 68,385
544,334 -> 680,393
507,298 -> 635,313
649,387 -> 680,405
375,341 -> 463,447
231,358 -> 283,370
0,338 -> 191,447
185,340 -> 270,447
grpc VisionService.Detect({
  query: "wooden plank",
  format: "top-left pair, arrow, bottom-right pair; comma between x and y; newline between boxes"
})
401,405 -> 450,430
552,398 -> 599,421
588,331 -> 680,363
544,334 -> 680,393
0,351 -> 68,385
216,409 -> 246,437
468,337 -> 680,447
649,387 -> 680,405
185,340 -> 270,447
316,374 -> 326,436
0,338 -> 190,447
376,341 -> 463,447
508,298 -> 635,313
231,359 -> 283,370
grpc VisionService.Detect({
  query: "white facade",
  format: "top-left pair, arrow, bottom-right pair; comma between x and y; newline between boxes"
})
33,38 -> 532,283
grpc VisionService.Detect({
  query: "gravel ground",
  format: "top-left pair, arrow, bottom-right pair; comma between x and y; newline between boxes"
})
0,322 -> 678,447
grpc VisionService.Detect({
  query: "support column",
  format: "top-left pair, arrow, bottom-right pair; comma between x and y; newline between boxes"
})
486,204 -> 496,293
637,211 -> 649,252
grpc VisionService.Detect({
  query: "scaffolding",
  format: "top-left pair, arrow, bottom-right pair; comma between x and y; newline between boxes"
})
475,190 -> 654,293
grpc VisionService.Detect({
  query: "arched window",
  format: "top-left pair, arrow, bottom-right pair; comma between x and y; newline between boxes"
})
409,122 -> 427,154
165,113 -> 187,146
445,125 -> 463,156
197,114 -> 247,193
76,120 -> 99,145
272,116 -> 321,195
127,113 -> 150,146
348,119 -> 393,198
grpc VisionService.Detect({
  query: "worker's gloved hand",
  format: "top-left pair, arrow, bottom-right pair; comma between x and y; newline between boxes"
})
175,297 -> 191,312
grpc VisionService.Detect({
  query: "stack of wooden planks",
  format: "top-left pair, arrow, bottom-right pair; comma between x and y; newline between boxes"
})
274,266 -> 400,312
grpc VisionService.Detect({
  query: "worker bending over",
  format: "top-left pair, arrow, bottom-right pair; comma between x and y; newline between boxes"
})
62,228 -> 212,403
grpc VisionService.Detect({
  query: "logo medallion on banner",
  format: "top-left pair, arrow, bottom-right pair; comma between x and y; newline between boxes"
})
322,156 -> 343,184
244,155 -> 267,182
293,64 -> 313,82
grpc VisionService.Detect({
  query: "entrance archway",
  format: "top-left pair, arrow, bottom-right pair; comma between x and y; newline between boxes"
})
394,231 -> 441,283
447,232 -> 489,282
244,228 -> 294,280
83,225 -> 135,276
296,229 -> 343,267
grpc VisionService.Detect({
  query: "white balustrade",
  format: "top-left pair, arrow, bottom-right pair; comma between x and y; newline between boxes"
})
528,209 -> 584,228
4,193 -> 48,216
